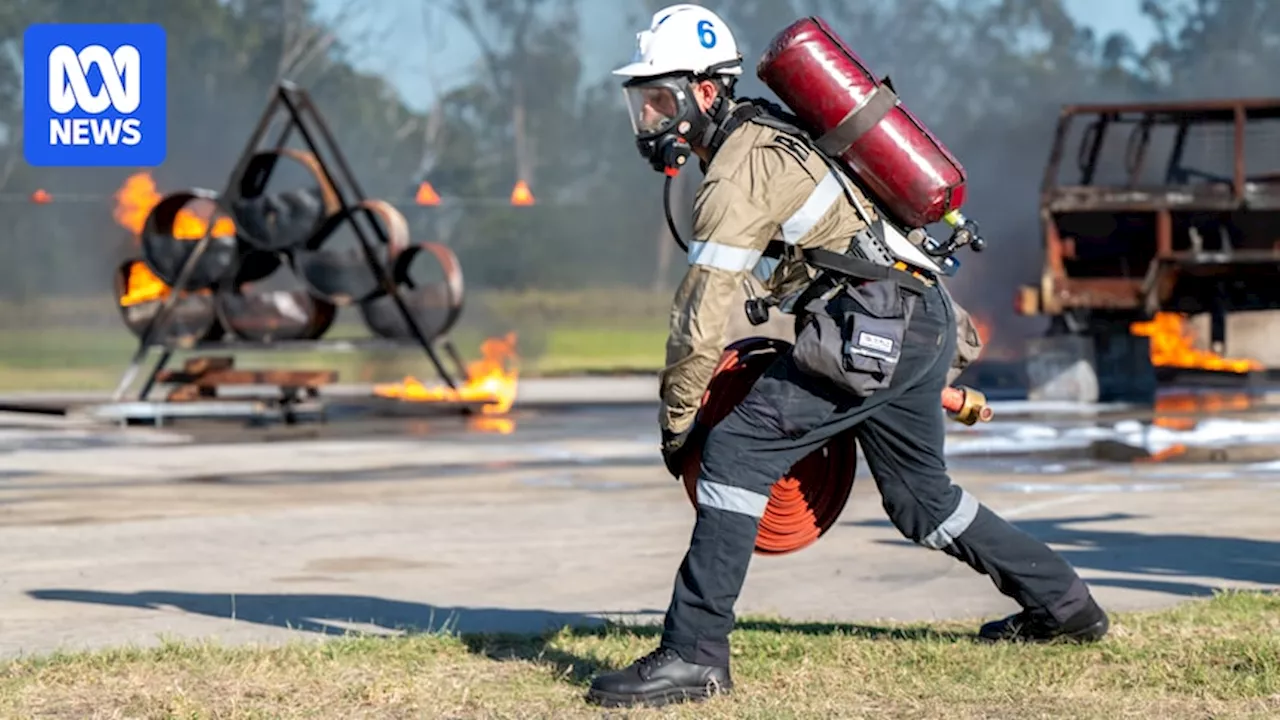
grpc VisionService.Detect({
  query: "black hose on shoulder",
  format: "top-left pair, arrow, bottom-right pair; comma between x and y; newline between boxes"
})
664,173 -> 688,253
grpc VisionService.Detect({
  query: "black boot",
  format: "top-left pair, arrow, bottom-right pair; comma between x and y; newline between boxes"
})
585,646 -> 732,708
979,596 -> 1110,643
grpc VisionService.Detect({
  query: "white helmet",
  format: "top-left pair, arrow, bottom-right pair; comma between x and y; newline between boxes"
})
612,4 -> 743,80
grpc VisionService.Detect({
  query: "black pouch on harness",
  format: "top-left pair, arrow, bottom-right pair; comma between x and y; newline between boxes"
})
792,279 -> 917,396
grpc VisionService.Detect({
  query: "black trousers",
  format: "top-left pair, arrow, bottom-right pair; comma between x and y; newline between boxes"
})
660,281 -> 1091,667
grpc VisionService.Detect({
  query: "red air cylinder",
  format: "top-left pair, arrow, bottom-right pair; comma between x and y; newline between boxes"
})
757,16 -> 967,229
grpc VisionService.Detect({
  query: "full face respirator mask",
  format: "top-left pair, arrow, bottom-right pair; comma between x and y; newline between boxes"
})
622,75 -> 713,175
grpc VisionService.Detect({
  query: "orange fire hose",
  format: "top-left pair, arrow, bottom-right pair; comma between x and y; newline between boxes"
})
679,337 -> 858,556
680,336 -> 993,556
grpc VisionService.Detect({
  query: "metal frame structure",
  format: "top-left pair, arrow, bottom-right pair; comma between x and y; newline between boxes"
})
112,81 -> 470,402
1017,96 -> 1280,323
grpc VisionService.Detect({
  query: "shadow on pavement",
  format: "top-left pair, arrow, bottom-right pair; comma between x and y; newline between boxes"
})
843,512 -> 1280,596
25,588 -> 977,684
25,589 -> 619,637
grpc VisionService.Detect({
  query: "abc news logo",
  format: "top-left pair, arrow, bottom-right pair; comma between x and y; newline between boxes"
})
24,23 -> 166,167
47,44 -> 143,147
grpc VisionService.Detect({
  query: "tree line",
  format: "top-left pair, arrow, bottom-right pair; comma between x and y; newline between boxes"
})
0,0 -> 1274,320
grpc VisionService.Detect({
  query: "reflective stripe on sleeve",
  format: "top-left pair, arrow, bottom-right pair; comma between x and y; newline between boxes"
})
780,170 -> 844,245
688,240 -> 764,272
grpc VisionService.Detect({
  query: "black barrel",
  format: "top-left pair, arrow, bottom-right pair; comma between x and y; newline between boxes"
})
114,258 -> 223,346
359,241 -> 465,341
230,149 -> 342,252
215,259 -> 337,343
140,189 -> 243,290
293,199 -> 410,305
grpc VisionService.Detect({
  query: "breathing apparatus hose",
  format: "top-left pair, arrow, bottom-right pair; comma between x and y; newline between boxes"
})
664,173 -> 689,253
680,336 -> 859,556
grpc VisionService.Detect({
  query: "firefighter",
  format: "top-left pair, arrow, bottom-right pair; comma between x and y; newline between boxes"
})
587,4 -> 1110,709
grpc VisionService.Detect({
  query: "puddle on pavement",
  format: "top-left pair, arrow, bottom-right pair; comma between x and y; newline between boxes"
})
948,388 -> 1280,469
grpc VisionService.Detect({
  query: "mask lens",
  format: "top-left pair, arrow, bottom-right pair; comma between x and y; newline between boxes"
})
624,84 -> 681,136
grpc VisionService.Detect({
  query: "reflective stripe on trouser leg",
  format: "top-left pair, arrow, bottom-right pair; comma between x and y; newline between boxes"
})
696,479 -> 770,518
920,489 -> 979,550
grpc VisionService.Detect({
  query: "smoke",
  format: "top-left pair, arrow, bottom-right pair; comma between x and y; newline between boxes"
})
3,0 -> 1276,355
695,0 -> 1277,356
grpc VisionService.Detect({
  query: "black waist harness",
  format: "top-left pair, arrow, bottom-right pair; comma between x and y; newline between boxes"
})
803,247 -> 930,295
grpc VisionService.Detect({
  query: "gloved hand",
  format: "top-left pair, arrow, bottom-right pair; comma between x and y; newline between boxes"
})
661,423 -> 709,479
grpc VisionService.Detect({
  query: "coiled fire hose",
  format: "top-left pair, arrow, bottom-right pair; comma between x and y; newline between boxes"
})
680,336 -> 992,555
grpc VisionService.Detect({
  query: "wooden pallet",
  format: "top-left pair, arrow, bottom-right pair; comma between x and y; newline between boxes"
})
156,356 -> 337,403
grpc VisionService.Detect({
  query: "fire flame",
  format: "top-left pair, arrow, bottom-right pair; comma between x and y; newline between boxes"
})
970,314 -> 991,346
1130,312 -> 1262,374
1152,392 -> 1253,431
118,260 -> 171,307
113,171 -> 235,239
415,181 -> 441,206
510,180 -> 535,206
374,333 -> 520,415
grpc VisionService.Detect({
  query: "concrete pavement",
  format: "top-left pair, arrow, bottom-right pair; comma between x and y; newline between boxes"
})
0,402 -> 1277,660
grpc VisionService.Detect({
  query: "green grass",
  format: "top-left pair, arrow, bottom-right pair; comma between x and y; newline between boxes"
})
0,289 -> 672,391
0,591 -> 1276,718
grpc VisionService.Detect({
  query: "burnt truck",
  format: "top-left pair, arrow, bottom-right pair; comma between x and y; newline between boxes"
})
1014,97 -> 1280,402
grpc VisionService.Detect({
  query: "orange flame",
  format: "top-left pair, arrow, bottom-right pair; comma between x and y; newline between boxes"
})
1152,391 -> 1253,430
118,260 -> 170,307
415,181 -> 441,206
1130,312 -> 1262,374
468,417 -> 516,435
374,333 -> 519,415
113,171 -> 235,240
970,314 -> 991,346
510,180 -> 535,206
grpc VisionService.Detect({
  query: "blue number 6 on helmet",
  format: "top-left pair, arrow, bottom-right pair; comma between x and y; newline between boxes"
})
697,19 -> 716,48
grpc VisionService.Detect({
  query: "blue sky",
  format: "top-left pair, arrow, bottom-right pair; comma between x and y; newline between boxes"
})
318,0 -> 1158,112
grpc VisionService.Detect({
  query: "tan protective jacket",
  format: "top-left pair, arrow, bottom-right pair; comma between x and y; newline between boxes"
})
659,107 -> 983,434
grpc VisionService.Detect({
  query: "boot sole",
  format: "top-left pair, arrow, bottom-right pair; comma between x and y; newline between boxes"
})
586,683 -> 731,708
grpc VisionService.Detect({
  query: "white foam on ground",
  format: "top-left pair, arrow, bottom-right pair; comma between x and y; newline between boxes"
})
946,417 -> 1280,457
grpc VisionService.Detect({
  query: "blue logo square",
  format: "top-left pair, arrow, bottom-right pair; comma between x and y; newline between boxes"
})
23,23 -> 167,167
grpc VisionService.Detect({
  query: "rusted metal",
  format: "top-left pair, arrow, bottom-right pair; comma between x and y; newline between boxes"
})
114,259 -> 223,346
215,261 -> 338,343
139,189 -> 244,290
113,82 -> 467,402
359,242 -> 465,341
1156,209 -> 1172,257
1048,277 -> 1143,310
155,356 -> 335,404
1234,105 -> 1246,202
293,199 -> 411,305
1058,96 -> 1280,119
1043,209 -> 1066,276
1043,186 -> 1260,212
1024,96 -> 1280,331
1015,285 -> 1040,316
231,148 -> 343,252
